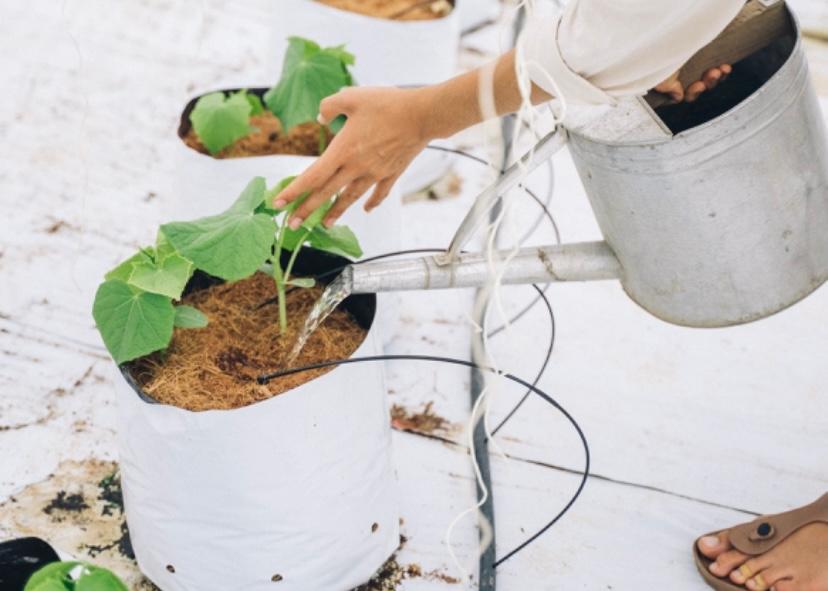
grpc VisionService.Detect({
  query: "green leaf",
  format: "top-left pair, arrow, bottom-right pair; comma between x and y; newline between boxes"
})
74,567 -> 128,591
161,178 -> 276,281
105,251 -> 146,283
174,305 -> 208,328
286,277 -> 315,288
93,280 -> 175,364
25,562 -> 79,591
128,253 -> 193,299
264,37 -> 355,132
26,580 -> 68,591
308,225 -> 363,259
190,91 -> 252,155
241,90 -> 264,115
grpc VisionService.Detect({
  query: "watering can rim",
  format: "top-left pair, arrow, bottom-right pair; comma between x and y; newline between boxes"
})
567,3 -> 804,151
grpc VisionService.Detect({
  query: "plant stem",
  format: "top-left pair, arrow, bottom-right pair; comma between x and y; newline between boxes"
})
283,229 -> 311,283
272,220 -> 289,334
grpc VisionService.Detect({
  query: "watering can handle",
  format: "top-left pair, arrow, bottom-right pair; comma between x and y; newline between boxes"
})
438,127 -> 569,265
646,0 -> 790,109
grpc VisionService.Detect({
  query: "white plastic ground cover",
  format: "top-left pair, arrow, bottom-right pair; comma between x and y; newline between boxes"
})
116,322 -> 400,591
266,0 -> 460,194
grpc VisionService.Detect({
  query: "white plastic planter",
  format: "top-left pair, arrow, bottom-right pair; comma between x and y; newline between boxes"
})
267,0 -> 460,194
116,254 -> 400,591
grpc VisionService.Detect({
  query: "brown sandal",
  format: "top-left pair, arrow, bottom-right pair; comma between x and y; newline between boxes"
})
694,494 -> 828,590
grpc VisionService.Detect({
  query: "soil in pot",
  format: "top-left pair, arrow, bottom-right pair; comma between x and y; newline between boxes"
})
182,112 -> 333,159
127,272 -> 367,411
316,0 -> 453,21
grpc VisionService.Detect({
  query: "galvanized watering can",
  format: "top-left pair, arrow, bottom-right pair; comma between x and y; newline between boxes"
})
346,0 -> 828,328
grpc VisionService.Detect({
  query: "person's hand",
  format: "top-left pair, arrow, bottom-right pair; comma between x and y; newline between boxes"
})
654,64 -> 732,103
272,86 -> 436,230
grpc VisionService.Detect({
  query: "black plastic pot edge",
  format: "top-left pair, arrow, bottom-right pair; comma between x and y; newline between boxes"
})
119,247 -> 376,408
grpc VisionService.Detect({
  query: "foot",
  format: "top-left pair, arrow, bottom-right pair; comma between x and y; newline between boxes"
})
698,523 -> 828,590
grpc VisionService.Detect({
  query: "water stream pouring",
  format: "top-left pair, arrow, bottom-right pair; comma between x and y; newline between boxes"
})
340,0 -> 828,329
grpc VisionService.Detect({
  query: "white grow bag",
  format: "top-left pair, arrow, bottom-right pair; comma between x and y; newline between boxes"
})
117,281 -> 400,591
267,0 -> 460,194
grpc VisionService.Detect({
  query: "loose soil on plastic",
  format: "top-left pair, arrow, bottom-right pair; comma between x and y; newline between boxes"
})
317,0 -> 452,20
183,112 -> 332,158
128,272 -> 367,411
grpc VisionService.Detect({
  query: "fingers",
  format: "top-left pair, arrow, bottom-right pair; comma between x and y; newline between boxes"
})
318,89 -> 354,125
364,174 -> 400,212
657,79 -> 685,102
686,64 -> 732,103
685,80 -> 708,103
323,176 -> 375,227
288,168 -> 352,229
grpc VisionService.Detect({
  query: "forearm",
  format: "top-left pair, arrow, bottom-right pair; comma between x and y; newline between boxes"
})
418,49 -> 553,140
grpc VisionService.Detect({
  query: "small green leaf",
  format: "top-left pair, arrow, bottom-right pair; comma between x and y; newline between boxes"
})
75,567 -> 129,591
162,179 -> 276,281
25,561 -> 79,591
241,90 -> 264,115
128,253 -> 193,299
264,37 -> 355,132
174,305 -> 208,328
190,91 -> 251,155
286,277 -> 315,288
26,580 -> 68,591
93,280 -> 175,364
105,251 -> 146,283
308,225 -> 363,259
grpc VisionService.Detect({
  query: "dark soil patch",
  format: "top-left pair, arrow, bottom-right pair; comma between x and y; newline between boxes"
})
43,491 -> 89,517
318,0 -> 453,20
183,111 -> 331,159
129,272 -> 367,411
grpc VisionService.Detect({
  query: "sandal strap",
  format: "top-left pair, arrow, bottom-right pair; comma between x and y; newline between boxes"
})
730,493 -> 828,555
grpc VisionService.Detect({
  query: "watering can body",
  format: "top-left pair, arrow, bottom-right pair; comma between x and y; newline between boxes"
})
568,7 -> 828,327
350,2 -> 828,329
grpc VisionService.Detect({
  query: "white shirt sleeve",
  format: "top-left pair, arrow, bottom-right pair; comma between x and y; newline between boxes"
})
518,0 -> 746,105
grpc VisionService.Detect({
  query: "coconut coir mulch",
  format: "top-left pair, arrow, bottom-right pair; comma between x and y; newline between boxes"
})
128,272 -> 366,412
183,112 -> 332,159
317,0 -> 452,20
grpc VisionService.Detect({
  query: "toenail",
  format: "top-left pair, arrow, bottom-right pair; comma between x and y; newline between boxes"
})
701,536 -> 720,548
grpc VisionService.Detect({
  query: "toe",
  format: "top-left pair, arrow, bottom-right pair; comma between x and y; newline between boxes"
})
710,549 -> 749,577
730,555 -> 771,585
698,532 -> 732,559
746,566 -> 792,591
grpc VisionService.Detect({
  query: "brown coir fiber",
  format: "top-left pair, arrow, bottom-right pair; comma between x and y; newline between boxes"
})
128,273 -> 367,412
183,111 -> 332,159
316,0 -> 452,21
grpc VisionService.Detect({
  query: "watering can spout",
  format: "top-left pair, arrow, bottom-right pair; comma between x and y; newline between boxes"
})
348,241 -> 622,294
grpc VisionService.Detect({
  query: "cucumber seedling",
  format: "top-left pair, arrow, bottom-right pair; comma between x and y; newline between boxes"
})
24,561 -> 128,591
93,177 -> 361,364
189,37 -> 355,155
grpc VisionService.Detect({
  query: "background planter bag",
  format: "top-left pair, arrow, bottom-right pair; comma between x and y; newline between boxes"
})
266,0 -> 460,194
116,252 -> 400,591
